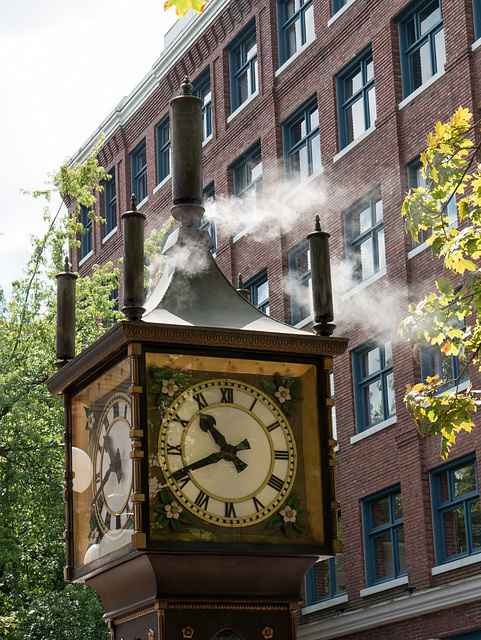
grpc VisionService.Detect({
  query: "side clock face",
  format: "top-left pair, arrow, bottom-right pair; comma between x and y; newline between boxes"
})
159,379 -> 297,527
92,393 -> 133,538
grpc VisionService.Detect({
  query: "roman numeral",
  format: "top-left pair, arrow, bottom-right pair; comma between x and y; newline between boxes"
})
267,475 -> 284,492
224,502 -> 237,518
175,417 -> 189,429
274,450 -> 289,460
113,402 -> 119,419
104,512 -> 111,530
249,397 -> 258,411
266,421 -> 280,432
116,514 -> 122,529
221,387 -> 234,404
177,475 -> 190,489
194,392 -> 208,410
195,490 -> 209,510
252,496 -> 265,512
167,443 -> 182,455
123,402 -> 129,419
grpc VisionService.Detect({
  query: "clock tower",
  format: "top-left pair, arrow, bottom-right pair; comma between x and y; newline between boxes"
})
48,79 -> 347,640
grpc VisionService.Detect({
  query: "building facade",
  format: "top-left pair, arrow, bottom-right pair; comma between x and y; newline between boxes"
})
69,0 -> 481,638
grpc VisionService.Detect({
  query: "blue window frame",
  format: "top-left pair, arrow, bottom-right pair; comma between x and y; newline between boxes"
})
446,633 -> 481,640
332,0 -> 349,14
407,158 -> 457,247
474,0 -> 481,40
283,97 -> 321,183
398,0 -> 446,98
431,456 -> 481,564
193,71 -> 212,141
195,182 -> 217,252
289,240 -> 312,326
131,140 -> 147,203
353,339 -> 395,432
80,205 -> 92,259
337,47 -> 376,149
278,0 -> 315,65
345,194 -> 385,283
232,141 -> 262,206
420,342 -> 469,391
246,269 -> 269,314
229,23 -> 258,112
156,117 -> 170,184
305,556 -> 345,605
363,487 -> 406,586
104,167 -> 117,236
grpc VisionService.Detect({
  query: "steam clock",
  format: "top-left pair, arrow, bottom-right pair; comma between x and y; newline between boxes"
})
48,79 -> 347,640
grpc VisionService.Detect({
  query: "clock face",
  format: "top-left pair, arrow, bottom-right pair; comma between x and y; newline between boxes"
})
159,379 -> 297,527
91,392 -> 133,538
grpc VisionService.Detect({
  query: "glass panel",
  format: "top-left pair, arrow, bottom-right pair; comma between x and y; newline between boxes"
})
310,107 -> 319,130
375,199 -> 383,222
454,463 -> 477,496
373,531 -> 394,580
334,554 -> 345,592
471,501 -> 481,549
256,280 -> 269,306
345,68 -> 363,98
298,144 -> 309,179
237,70 -> 248,106
312,560 -> 331,598
394,492 -> 403,519
360,237 -> 374,279
406,16 -> 416,46
359,205 -> 372,233
291,118 -> 307,145
371,496 -> 390,527
386,372 -> 396,416
285,0 -> 297,20
364,347 -> 380,376
410,41 -> 431,90
368,86 -> 376,128
377,227 -> 386,270
366,58 -> 374,81
438,470 -> 449,502
396,526 -> 407,572
346,96 -> 365,143
443,505 -> 467,556
250,158 -> 262,183
420,1 -> 441,35
305,4 -> 315,43
384,341 -> 392,365
310,132 -> 321,174
364,379 -> 383,425
285,21 -> 299,58
245,35 -> 257,61
434,27 -> 446,71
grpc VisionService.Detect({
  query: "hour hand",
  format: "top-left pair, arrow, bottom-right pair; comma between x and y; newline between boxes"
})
199,414 -> 227,449
103,435 -> 122,482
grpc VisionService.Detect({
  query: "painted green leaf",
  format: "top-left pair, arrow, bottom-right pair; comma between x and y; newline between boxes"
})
154,505 -> 165,513
268,515 -> 283,528
149,384 -> 162,395
293,520 -> 307,533
284,522 -> 293,535
288,493 -> 300,509
283,401 -> 296,415
171,518 -> 180,531
261,379 -> 277,394
156,515 -> 169,529
275,372 -> 284,387
179,511 -> 195,524
160,487 -> 172,504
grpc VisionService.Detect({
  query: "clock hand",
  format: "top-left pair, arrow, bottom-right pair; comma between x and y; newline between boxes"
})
91,465 -> 114,506
103,435 -> 123,483
172,451 -> 229,478
199,414 -> 250,473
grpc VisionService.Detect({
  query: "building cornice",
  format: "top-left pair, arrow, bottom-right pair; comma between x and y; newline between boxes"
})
70,0 -> 231,166
297,575 -> 481,640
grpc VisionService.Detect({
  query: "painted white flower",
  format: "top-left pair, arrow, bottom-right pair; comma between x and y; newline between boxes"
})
165,501 -> 183,519
87,412 -> 95,429
162,379 -> 179,397
275,386 -> 291,403
280,505 -> 297,523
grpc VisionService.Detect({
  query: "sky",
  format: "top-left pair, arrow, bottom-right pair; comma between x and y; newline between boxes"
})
0,0 -> 177,299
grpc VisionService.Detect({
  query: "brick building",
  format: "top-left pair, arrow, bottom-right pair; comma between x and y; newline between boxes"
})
68,0 -> 481,638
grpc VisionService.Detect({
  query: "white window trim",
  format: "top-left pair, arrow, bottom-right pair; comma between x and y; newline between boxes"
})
341,267 -> 387,301
202,133 -> 213,147
153,175 -> 171,195
360,575 -> 408,598
399,69 -> 445,110
294,314 -> 313,329
472,37 -> 481,51
350,415 -> 397,444
102,226 -> 118,245
327,0 -> 359,26
282,166 -> 324,203
302,593 -> 348,615
227,90 -> 259,123
432,551 -> 481,575
407,218 -> 458,259
275,36 -> 317,77
79,250 -> 93,267
333,125 -> 376,163
136,195 -> 149,210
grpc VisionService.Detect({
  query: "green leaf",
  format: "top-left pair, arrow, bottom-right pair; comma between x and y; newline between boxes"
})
156,515 -> 169,529
268,515 -> 283,528
284,522 -> 293,535
261,380 -> 277,394
275,372 -> 284,387
179,511 -> 195,524
293,520 -> 307,533
288,493 -> 300,508
283,401 -> 296,415
160,487 -> 172,504
149,384 -> 161,395
171,518 -> 180,531
154,505 -> 165,514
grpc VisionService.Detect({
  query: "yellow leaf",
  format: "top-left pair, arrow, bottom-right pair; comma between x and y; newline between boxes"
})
164,0 -> 206,17
441,341 -> 452,355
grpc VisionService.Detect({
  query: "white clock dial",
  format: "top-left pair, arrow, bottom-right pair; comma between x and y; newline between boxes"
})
159,379 -> 297,527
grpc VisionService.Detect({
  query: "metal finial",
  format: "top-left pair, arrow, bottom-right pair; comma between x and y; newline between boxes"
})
314,215 -> 321,232
131,194 -> 137,211
63,256 -> 70,273
238,274 -> 244,289
236,273 -> 252,302
181,76 -> 193,96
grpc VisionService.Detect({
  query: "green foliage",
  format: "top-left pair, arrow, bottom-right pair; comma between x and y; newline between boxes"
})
164,0 -> 207,17
401,107 -> 481,458
0,142 -> 117,639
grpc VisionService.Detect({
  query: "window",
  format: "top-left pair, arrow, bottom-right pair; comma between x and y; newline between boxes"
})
156,117 -> 170,184
278,0 -> 315,65
305,513 -> 345,605
283,97 -> 321,183
345,194 -> 385,283
337,48 -> 376,149
246,270 -> 269,314
80,205 -> 92,259
229,23 -> 258,112
398,0 -> 446,98
407,159 -> 456,247
333,0 -> 349,14
289,240 -> 312,325
420,343 -> 469,391
104,167 -> 117,236
431,456 -> 481,564
232,142 -> 262,213
363,487 -> 406,586
474,0 -> 481,40
131,140 -> 147,203
353,339 -> 395,432
195,182 -> 217,252
193,71 -> 212,141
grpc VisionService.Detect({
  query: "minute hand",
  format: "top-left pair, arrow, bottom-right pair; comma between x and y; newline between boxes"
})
172,451 -> 233,479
